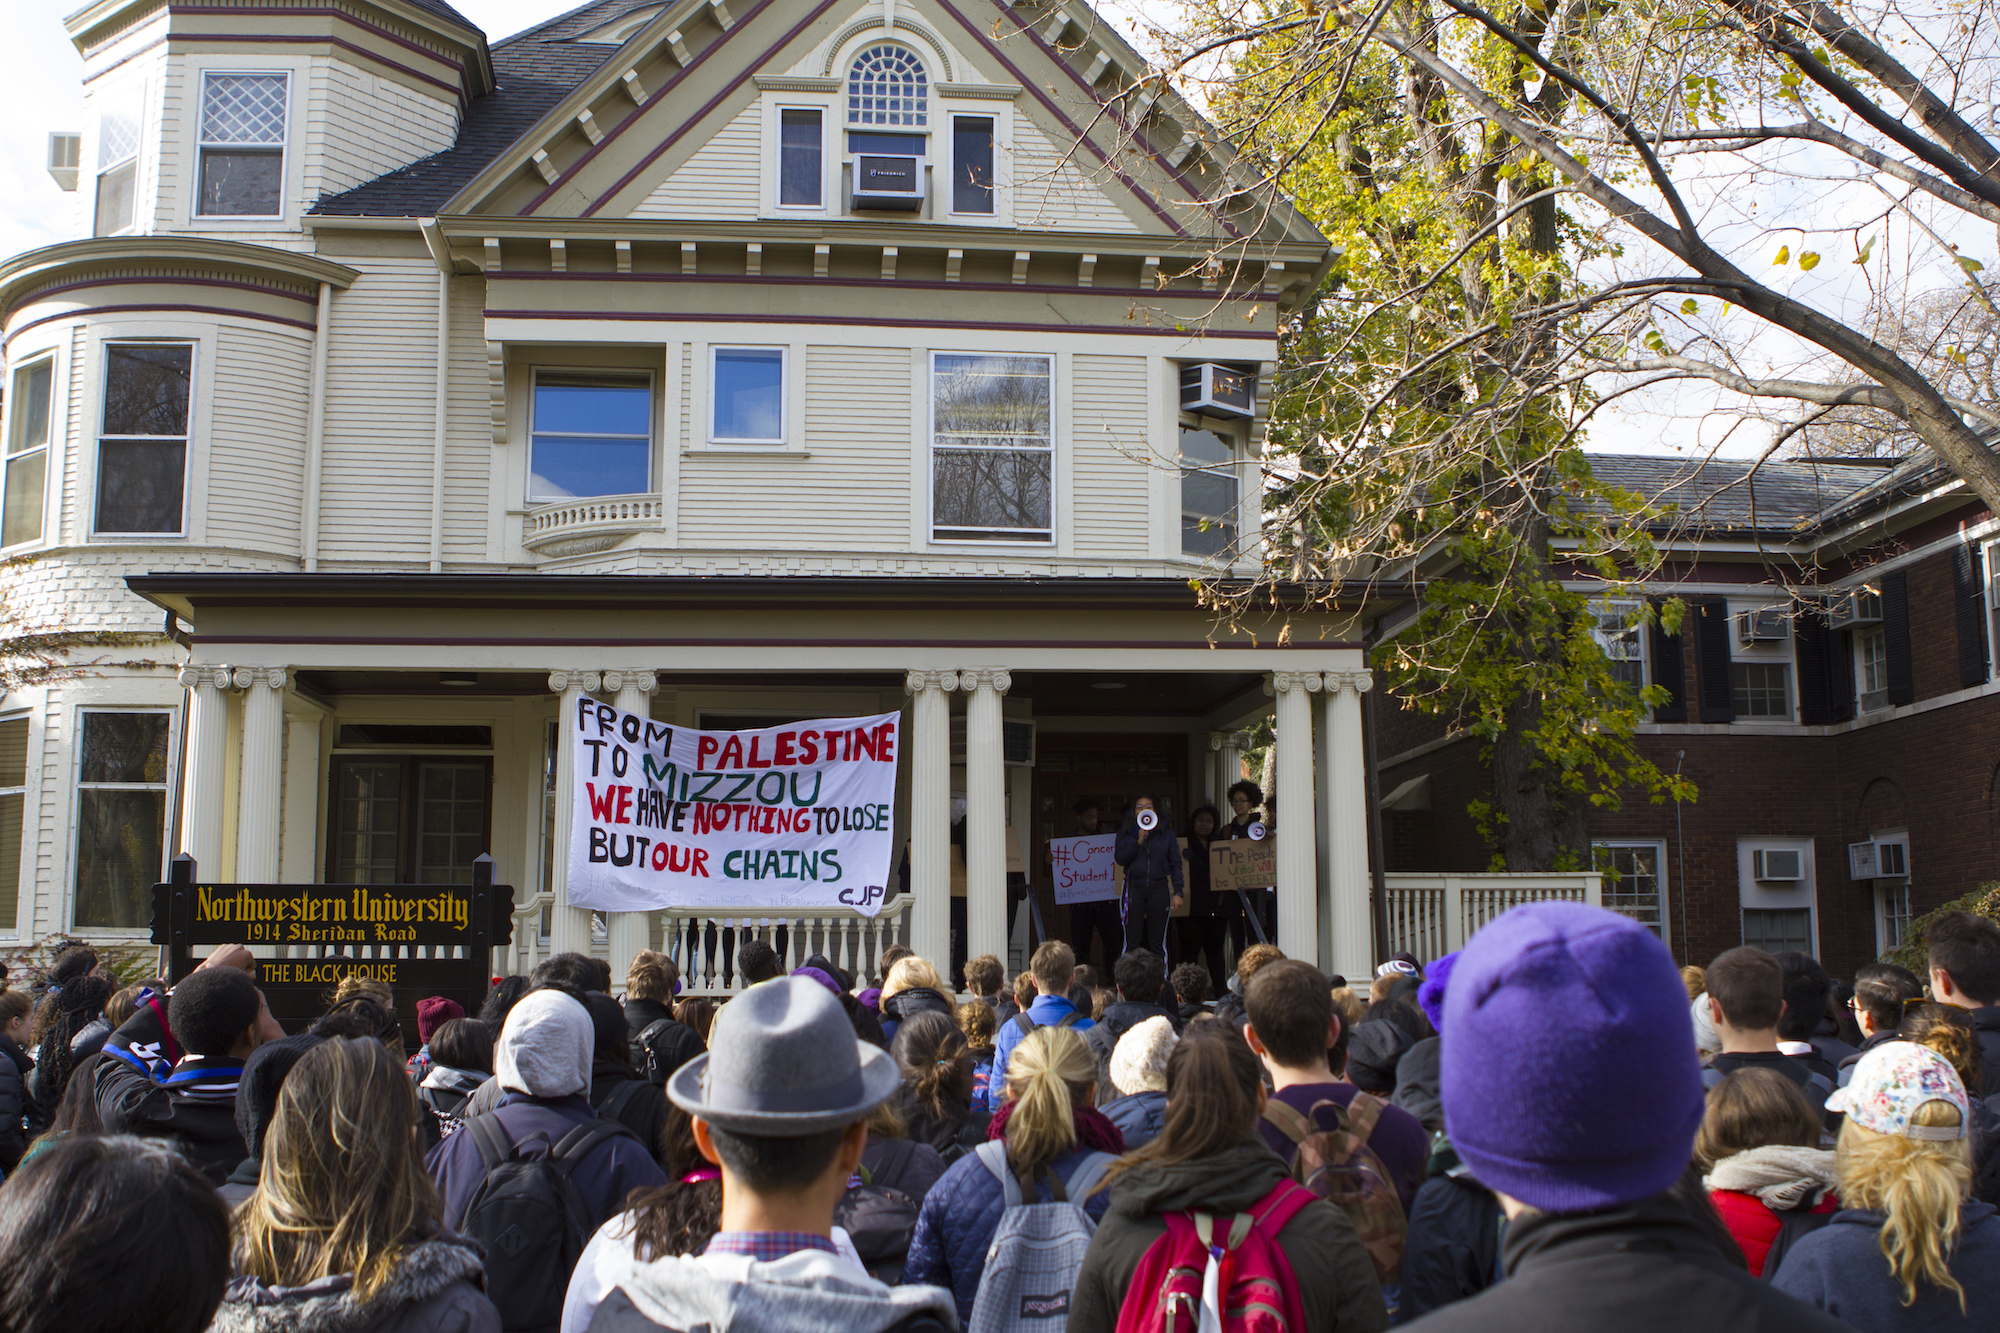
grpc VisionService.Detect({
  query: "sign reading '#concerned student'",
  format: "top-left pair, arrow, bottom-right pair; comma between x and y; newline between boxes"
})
565,698 -> 900,916
1048,834 -> 1119,904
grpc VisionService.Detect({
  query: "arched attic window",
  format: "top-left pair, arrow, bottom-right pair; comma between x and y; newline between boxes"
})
847,44 -> 928,127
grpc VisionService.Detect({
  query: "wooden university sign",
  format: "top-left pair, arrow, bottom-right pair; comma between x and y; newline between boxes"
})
151,852 -> 515,1031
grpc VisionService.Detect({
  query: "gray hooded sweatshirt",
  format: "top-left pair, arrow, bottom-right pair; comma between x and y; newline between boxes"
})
561,1236 -> 956,1333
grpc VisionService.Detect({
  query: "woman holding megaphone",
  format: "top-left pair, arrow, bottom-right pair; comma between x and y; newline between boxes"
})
1113,795 -> 1183,958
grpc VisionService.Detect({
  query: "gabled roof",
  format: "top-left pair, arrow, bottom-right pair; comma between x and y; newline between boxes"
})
1584,451 -> 1957,537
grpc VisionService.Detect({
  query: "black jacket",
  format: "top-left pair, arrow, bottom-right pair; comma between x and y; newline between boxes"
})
1183,833 -> 1218,913
1083,1000 -> 1181,1096
1401,1193 -> 1858,1333
1391,1036 -> 1444,1135
1069,1142 -> 1388,1333
1113,815 -> 1184,896
1971,1006 -> 2000,1098
622,996 -> 674,1040
630,1015 -> 705,1085
93,1049 -> 247,1186
1401,1171 -> 1503,1321
0,1036 -> 31,1174
880,986 -> 955,1042
589,1058 -> 668,1164
897,1091 -> 990,1162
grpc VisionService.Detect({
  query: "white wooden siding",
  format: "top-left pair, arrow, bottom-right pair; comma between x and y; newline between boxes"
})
1070,353 -> 1153,556
62,326 -> 86,545
676,345 -> 912,548
443,277 -> 490,564
1010,118 -> 1144,234
204,323 -> 312,553
309,61 -> 460,200
319,258 -> 440,562
630,102 -> 763,221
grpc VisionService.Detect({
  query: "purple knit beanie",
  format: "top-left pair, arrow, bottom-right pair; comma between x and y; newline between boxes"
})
1441,901 -> 1703,1213
1416,952 -> 1458,1033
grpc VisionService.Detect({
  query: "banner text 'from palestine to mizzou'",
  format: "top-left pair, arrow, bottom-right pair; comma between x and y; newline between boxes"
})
565,698 -> 900,915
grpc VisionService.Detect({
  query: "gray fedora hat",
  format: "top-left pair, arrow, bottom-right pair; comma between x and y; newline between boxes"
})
667,975 -> 900,1134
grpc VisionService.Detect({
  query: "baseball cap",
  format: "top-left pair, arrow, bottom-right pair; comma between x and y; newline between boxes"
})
1826,1041 -> 1969,1141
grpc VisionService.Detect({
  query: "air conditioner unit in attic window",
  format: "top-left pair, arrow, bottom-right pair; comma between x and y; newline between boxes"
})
1752,848 -> 1804,882
1179,363 -> 1257,419
851,154 -> 924,210
1851,837 -> 1910,879
1736,608 -> 1788,645
1829,588 -> 1883,628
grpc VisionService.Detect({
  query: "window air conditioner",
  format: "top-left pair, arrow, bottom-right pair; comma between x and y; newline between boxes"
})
1848,837 -> 1910,880
1752,848 -> 1804,882
1179,363 -> 1257,419
46,132 -> 80,191
851,155 -> 924,210
1735,608 -> 1788,645
1828,589 -> 1883,629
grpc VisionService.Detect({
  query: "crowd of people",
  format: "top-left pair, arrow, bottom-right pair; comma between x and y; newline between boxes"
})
3,903 -> 2000,1332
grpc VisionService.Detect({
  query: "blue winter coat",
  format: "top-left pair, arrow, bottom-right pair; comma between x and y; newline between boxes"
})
1771,1198 -> 2000,1330
1101,1090 -> 1167,1150
904,1143 -> 1116,1323
981,995 -> 1094,1113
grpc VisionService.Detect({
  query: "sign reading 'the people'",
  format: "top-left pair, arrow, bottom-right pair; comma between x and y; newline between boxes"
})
566,698 -> 900,916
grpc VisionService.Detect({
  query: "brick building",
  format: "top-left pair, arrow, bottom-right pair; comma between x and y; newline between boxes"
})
1377,451 -> 1999,976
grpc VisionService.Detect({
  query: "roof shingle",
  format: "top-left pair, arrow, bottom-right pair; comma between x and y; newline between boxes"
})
1584,453 -> 1920,533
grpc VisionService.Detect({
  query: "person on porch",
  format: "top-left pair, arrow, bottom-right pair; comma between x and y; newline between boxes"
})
1065,799 -> 1120,973
1115,796 -> 1183,959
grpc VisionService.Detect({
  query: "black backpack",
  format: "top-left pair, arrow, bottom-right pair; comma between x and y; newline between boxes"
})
833,1138 -> 923,1284
460,1116 -> 637,1333
1761,1204 -> 1837,1280
633,1019 -> 704,1086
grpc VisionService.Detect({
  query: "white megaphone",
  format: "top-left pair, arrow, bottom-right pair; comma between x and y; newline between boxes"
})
1247,821 -> 1267,841
1136,808 -> 1158,831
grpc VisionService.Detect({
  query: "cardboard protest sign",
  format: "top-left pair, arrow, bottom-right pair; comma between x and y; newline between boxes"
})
566,698 -> 899,916
1210,839 -> 1277,894
1048,834 -> 1118,904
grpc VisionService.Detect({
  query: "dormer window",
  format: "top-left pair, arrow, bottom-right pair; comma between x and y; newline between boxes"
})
847,45 -> 928,126
197,72 -> 288,218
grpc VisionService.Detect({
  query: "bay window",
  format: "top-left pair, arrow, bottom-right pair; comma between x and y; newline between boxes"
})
95,343 -> 192,535
197,72 -> 287,218
72,710 -> 171,929
931,353 -> 1053,543
1179,425 -> 1237,557
4,359 -> 52,547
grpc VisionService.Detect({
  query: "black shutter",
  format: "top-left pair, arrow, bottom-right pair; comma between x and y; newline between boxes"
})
1694,597 -> 1735,722
1883,569 -> 1915,705
1795,610 -> 1835,724
1649,600 -> 1687,722
1953,546 -> 1990,688
1829,628 -> 1856,722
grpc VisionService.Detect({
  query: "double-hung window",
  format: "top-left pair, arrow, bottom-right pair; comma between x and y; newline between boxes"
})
1179,425 -> 1237,557
73,710 -> 171,929
197,72 -> 288,218
931,353 -> 1053,543
1592,841 -> 1665,936
529,373 -> 652,501
0,717 -> 24,935
777,109 -> 823,207
4,359 -> 52,547
950,115 -> 995,215
94,90 -> 141,236
1591,601 -> 1646,692
95,343 -> 192,535
1731,662 -> 1791,719
1858,627 -> 1889,711
710,348 -> 785,444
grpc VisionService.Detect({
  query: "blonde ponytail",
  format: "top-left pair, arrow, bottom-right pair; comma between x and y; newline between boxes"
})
1835,1100 -> 1973,1310
1002,1025 -> 1095,1177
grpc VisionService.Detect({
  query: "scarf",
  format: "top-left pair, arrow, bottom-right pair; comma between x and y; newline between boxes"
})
1704,1144 -> 1839,1212
986,1099 -> 1127,1156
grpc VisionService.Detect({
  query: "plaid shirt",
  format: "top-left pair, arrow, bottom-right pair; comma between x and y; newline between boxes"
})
702,1231 -> 840,1263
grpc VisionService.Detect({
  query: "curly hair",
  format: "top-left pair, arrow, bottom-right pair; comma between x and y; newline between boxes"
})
30,944 -> 113,1122
621,1101 -> 722,1261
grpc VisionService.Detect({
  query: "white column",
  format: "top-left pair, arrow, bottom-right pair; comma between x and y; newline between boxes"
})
1207,732 -> 1227,805
1326,671 -> 1375,981
606,670 -> 658,982
179,666 -> 229,876
905,671 -> 958,969
548,670 -> 601,957
234,667 -> 286,883
961,667 -> 1011,967
1220,729 -> 1250,800
279,713 -> 322,883
1272,671 -> 1321,966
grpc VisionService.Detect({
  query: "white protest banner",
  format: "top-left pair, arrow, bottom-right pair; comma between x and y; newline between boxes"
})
564,697 -> 900,916
1048,835 -> 1119,904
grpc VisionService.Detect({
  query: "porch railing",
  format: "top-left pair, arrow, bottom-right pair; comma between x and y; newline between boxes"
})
503,893 -> 913,998
1381,873 -> 1604,959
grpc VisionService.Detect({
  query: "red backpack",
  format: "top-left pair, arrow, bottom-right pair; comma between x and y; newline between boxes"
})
1113,1178 -> 1316,1333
